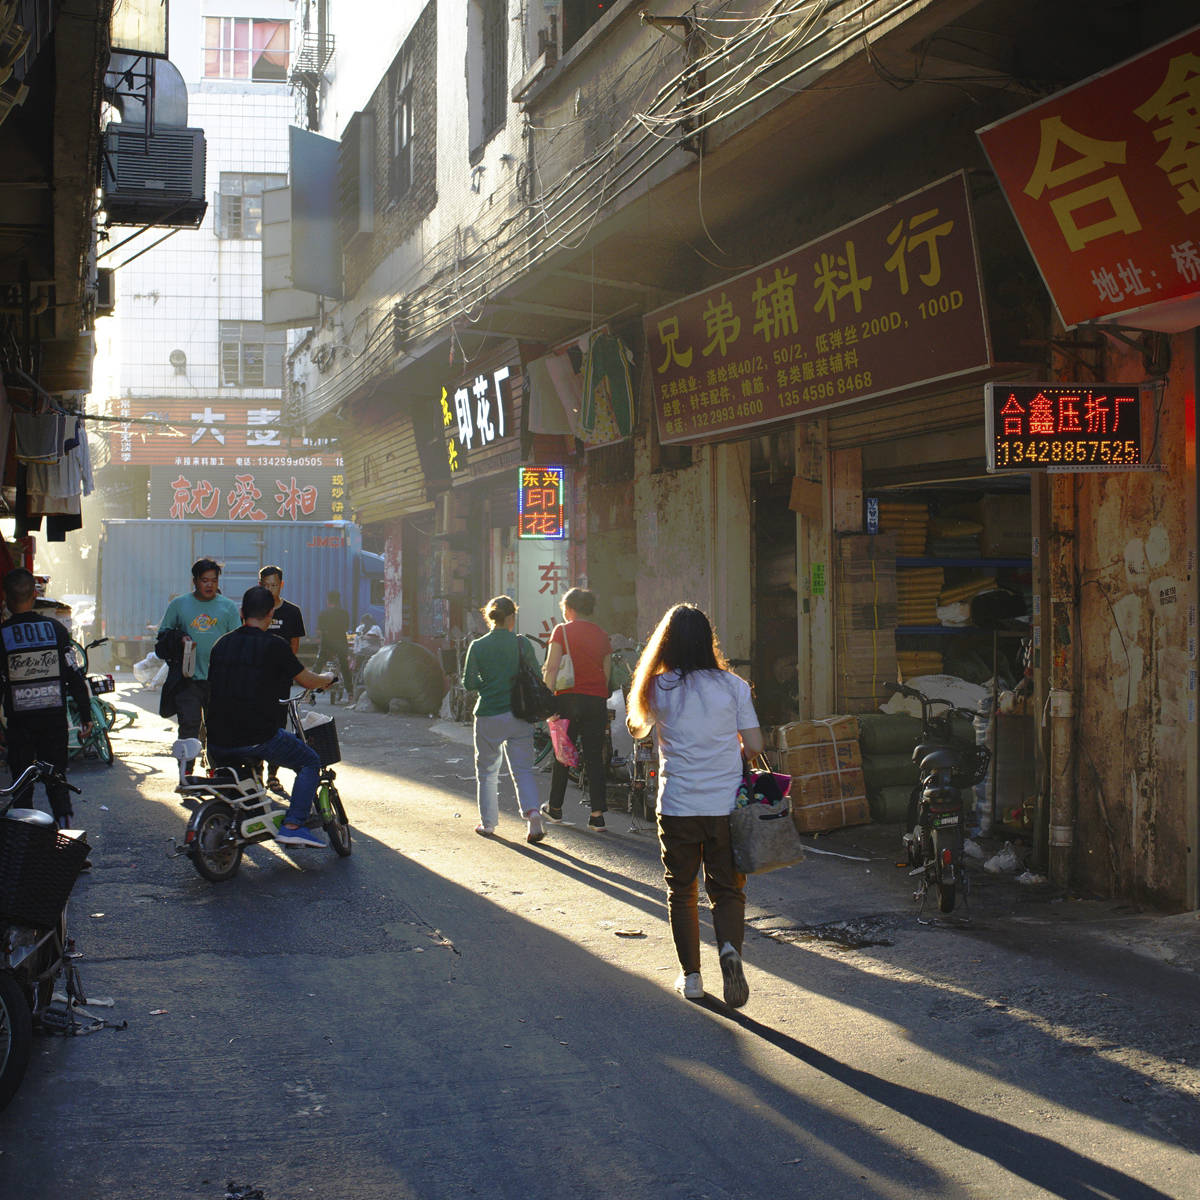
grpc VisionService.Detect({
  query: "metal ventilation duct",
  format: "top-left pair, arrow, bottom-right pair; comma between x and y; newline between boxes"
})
106,53 -> 189,130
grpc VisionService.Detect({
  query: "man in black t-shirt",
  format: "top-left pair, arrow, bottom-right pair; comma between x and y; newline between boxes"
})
259,565 -> 306,795
207,586 -> 335,848
0,568 -> 92,827
315,591 -> 351,690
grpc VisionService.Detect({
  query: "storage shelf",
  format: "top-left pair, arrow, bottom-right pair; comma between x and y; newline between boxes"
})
896,625 -> 988,635
895,557 -> 1031,569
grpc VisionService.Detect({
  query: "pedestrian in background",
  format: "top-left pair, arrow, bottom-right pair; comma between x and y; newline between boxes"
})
259,564 -> 305,796
315,590 -> 351,690
157,557 -> 240,769
0,568 -> 91,829
541,587 -> 611,830
627,603 -> 762,1008
462,594 -> 545,843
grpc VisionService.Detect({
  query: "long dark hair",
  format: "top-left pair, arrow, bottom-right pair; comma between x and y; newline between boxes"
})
627,604 -> 729,730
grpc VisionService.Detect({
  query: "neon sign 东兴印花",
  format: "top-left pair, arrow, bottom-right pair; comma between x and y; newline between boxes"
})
517,467 -> 566,539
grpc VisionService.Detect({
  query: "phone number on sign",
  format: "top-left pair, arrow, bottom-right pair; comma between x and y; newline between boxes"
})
995,439 -> 1141,466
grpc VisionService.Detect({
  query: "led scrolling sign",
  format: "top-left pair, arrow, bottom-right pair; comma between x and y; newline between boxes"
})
517,467 -> 566,539
985,383 -> 1144,473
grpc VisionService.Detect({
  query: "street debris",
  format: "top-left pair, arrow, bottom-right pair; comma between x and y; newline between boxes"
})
1017,869 -> 1049,885
149,1008 -> 168,1015
984,842 -> 1024,874
614,929 -> 645,938
964,838 -> 986,860
225,1184 -> 265,1200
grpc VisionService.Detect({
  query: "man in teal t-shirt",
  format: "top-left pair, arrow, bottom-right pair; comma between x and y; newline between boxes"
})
158,557 -> 241,751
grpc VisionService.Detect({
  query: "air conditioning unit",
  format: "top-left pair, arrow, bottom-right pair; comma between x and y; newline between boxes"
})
337,110 -> 375,249
101,126 -> 208,228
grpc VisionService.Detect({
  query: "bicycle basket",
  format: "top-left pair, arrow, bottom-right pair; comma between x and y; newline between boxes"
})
0,823 -> 90,929
302,716 -> 341,767
950,743 -> 991,789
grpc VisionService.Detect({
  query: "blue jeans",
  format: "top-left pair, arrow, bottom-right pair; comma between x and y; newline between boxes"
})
473,711 -> 539,828
213,729 -> 321,826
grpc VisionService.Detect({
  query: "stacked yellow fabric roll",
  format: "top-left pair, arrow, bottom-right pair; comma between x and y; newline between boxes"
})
898,650 -> 944,677
877,499 -> 929,557
938,574 -> 997,605
897,566 -> 943,625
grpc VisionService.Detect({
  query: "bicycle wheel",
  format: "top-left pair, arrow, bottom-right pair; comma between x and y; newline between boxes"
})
95,726 -> 114,766
320,783 -> 352,857
0,970 -> 33,1112
532,721 -> 552,766
189,801 -> 242,882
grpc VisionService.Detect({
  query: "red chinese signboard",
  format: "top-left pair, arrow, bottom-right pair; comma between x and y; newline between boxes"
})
644,172 -> 990,444
985,383 -> 1144,473
109,398 -> 341,469
149,466 -> 343,521
978,24 -> 1200,328
517,466 -> 566,539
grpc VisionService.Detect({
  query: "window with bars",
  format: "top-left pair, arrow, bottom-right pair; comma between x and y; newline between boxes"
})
203,17 -> 290,81
388,47 -> 414,200
468,0 -> 508,156
219,321 -> 286,388
215,173 -> 286,240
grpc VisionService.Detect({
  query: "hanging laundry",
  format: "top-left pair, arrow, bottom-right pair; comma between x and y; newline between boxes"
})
13,407 -> 65,463
580,332 -> 635,442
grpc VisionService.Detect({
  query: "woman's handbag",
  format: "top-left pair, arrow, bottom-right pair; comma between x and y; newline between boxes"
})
511,639 -> 556,722
547,715 -> 579,767
554,625 -> 575,692
729,758 -> 804,874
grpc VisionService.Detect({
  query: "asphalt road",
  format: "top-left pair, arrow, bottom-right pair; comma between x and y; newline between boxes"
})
2,684 -> 1198,1200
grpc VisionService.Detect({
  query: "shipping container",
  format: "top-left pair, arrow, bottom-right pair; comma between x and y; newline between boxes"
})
97,519 -> 384,663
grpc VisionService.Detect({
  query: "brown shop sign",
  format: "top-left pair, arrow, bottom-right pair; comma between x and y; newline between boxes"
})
645,172 -> 992,444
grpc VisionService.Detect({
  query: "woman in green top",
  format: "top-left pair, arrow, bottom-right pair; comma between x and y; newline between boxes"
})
461,595 -> 546,843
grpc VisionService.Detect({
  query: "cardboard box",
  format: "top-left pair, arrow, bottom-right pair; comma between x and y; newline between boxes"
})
791,768 -> 871,833
978,492 -> 1030,558
782,739 -> 862,777
777,715 -> 859,750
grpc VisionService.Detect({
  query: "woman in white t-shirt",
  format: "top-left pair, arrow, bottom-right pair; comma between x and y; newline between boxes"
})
627,604 -> 763,1008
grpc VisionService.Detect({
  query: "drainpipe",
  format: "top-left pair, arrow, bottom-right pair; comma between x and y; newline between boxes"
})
1047,472 -> 1077,886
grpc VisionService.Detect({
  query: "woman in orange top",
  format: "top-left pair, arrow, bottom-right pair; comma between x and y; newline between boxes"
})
541,587 -> 612,829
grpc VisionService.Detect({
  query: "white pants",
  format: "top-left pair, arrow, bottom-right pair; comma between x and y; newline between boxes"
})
473,711 -> 539,828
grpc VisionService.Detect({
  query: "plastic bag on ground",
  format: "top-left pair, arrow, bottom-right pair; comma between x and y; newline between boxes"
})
984,841 -> 1023,874
133,652 -> 164,686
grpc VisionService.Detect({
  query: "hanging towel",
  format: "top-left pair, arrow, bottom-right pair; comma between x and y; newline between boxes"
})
13,408 -> 64,463
525,352 -> 578,436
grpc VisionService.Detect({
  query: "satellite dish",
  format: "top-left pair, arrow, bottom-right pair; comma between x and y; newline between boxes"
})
169,349 -> 187,374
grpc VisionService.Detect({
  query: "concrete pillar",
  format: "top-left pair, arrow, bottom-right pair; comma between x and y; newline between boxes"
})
1047,472 -> 1077,886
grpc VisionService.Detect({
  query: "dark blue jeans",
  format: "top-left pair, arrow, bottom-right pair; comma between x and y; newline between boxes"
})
214,729 -> 321,826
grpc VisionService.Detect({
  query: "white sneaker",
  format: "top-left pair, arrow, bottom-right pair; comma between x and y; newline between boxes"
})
674,971 -> 703,1000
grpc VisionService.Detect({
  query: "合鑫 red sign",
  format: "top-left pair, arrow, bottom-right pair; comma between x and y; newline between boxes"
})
985,382 -> 1144,473
644,172 -> 991,444
978,24 -> 1200,328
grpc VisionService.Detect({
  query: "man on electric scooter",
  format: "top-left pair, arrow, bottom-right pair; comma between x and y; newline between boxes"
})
0,568 -> 91,829
206,586 -> 336,848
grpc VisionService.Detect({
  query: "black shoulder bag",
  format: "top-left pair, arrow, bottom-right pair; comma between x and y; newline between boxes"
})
510,636 -> 556,722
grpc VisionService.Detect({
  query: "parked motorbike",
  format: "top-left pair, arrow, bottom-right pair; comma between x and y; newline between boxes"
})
889,682 -> 990,917
0,762 -> 89,1110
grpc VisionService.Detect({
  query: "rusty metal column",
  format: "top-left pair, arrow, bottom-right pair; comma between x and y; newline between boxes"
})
1047,471 -> 1078,885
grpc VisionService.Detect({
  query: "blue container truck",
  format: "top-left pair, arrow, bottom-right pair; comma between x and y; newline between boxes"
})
97,519 -> 385,664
